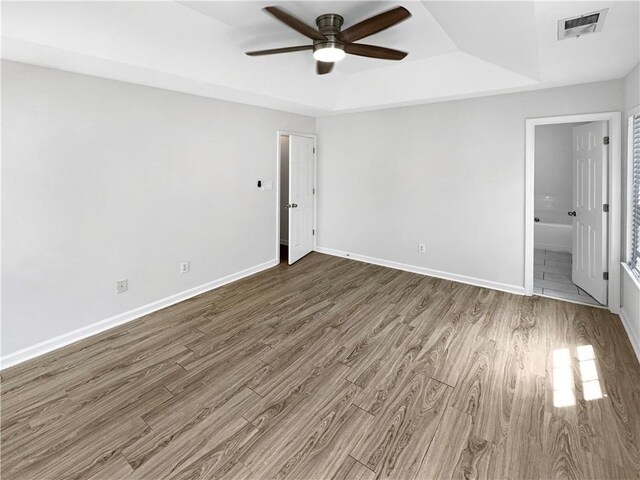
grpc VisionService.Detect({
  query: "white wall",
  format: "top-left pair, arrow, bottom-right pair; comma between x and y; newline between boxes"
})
1,61 -> 315,360
624,64 -> 639,112
316,80 -> 623,292
621,266 -> 640,360
280,135 -> 289,244
2,59 -> 636,365
621,63 -> 640,361
534,123 -> 576,225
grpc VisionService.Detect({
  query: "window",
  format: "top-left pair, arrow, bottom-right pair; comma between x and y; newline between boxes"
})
630,113 -> 640,278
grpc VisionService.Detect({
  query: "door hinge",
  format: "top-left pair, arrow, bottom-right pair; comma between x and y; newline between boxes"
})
603,272 -> 609,280
603,203 -> 609,212
312,229 -> 315,235
313,188 -> 315,194
604,136 -> 610,145
313,147 -> 316,154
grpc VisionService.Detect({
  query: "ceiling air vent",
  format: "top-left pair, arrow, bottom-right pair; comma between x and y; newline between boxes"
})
558,9 -> 608,40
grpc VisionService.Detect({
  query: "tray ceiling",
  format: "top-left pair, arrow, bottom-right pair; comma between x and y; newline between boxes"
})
2,1 -> 638,115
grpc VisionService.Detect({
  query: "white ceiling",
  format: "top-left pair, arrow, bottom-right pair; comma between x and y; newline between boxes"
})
2,1 -> 639,116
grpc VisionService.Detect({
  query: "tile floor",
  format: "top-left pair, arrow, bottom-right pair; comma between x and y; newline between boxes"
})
534,249 -> 602,306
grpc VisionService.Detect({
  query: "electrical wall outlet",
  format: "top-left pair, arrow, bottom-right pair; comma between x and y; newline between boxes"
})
261,180 -> 273,191
180,261 -> 190,273
418,243 -> 426,254
116,279 -> 128,294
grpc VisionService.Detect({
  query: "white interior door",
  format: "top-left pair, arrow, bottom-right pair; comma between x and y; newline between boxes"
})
571,121 -> 608,304
288,135 -> 315,265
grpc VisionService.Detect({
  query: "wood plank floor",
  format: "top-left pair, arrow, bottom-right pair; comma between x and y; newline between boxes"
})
2,252 -> 640,479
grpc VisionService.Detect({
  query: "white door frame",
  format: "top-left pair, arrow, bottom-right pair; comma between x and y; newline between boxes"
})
525,112 -> 621,313
275,130 -> 317,263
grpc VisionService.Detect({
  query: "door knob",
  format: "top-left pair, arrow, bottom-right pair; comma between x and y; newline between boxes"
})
286,203 -> 298,208
568,211 -> 576,217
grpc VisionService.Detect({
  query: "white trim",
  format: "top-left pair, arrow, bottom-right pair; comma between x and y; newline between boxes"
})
315,246 -> 525,296
621,263 -> 640,364
275,130 -> 317,264
623,261 -> 640,291
619,306 -> 640,364
626,106 -> 640,264
620,263 -> 640,363
0,259 -> 278,370
525,112 -> 622,314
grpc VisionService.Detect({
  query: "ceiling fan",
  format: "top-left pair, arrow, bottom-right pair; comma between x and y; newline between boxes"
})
246,6 -> 412,75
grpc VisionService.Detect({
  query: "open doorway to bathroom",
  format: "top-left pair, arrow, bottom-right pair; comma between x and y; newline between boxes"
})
525,112 -> 622,313
534,121 -> 606,305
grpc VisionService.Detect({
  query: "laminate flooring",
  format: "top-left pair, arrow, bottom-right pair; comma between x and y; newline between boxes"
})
2,252 -> 639,479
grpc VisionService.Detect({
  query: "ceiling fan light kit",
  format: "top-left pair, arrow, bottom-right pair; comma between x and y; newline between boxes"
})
313,14 -> 346,63
246,6 -> 411,75
313,46 -> 346,63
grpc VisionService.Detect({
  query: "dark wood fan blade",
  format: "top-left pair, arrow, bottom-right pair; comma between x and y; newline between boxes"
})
338,6 -> 411,44
316,61 -> 334,75
246,45 -> 313,56
264,6 -> 325,41
345,43 -> 408,60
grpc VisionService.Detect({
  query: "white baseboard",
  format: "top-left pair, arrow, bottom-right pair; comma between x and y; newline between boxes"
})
315,246 -> 525,296
0,259 -> 278,370
620,307 -> 640,364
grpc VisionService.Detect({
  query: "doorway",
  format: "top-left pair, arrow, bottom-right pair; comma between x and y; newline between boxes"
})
525,112 -> 622,313
534,122 -> 605,305
277,131 -> 317,265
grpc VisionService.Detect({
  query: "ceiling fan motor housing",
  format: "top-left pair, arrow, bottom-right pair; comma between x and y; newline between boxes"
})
314,14 -> 345,55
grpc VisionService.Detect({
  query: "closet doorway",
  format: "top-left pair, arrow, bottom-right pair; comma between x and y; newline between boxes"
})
277,131 -> 317,265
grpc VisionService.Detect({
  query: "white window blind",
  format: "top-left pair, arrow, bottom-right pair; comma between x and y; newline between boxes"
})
631,114 -> 640,278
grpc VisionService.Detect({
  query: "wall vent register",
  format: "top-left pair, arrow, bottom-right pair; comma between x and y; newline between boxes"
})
558,9 -> 608,40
